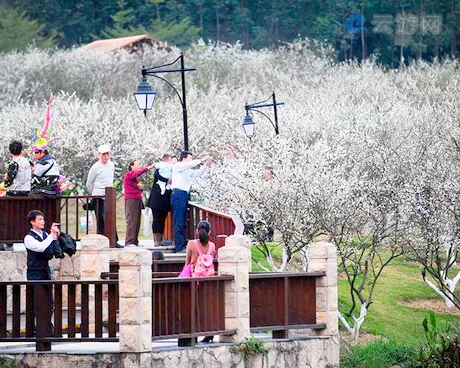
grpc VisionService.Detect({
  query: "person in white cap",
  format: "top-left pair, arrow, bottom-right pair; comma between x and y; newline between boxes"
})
86,144 -> 121,246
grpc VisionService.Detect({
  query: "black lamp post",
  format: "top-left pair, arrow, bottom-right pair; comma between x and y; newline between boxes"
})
134,53 -> 196,151
243,91 -> 284,138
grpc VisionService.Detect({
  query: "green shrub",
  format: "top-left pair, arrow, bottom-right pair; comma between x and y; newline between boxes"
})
230,335 -> 268,362
341,339 -> 418,368
418,312 -> 460,368
0,357 -> 17,367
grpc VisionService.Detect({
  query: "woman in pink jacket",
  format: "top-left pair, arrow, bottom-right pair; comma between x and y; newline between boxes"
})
123,161 -> 155,246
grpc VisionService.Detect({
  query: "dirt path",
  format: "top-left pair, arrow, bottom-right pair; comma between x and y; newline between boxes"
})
398,298 -> 460,315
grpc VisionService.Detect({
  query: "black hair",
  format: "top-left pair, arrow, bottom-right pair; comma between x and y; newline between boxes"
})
27,210 -> 45,227
197,221 -> 211,245
128,160 -> 136,171
179,151 -> 193,161
152,250 -> 164,261
162,154 -> 171,160
9,141 -> 23,155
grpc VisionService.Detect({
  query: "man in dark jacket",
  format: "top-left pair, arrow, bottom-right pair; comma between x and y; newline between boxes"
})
24,210 -> 60,337
29,148 -> 60,197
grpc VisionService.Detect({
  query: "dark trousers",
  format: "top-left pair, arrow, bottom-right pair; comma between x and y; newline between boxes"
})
27,269 -> 53,337
152,208 -> 169,234
171,189 -> 188,252
94,198 -> 105,235
93,198 -> 119,243
125,198 -> 143,245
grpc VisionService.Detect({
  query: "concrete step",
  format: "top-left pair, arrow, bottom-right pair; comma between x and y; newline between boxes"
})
117,240 -> 176,253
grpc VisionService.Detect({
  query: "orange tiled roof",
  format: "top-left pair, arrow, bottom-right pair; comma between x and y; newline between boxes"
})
83,34 -> 164,53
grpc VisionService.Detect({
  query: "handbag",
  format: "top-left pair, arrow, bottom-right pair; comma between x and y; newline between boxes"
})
178,263 -> 193,278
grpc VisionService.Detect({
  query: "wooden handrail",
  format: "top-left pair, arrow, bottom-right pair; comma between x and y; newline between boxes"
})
162,201 -> 244,245
152,275 -> 234,284
249,271 -> 326,279
188,201 -> 244,235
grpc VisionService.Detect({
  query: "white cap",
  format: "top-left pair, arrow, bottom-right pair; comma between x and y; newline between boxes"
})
97,144 -> 111,154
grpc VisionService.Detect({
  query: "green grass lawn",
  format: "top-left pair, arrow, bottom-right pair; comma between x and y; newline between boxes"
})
339,256 -> 459,345
252,243 -> 459,346
251,243 -> 284,271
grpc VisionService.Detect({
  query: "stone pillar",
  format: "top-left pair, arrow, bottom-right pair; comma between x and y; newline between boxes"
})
118,248 -> 152,353
307,241 -> 338,337
80,235 -> 111,279
217,235 -> 251,343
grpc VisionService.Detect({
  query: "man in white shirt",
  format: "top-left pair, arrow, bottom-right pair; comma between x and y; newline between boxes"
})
171,151 -> 211,253
24,210 -> 59,336
24,210 -> 60,279
86,144 -> 120,245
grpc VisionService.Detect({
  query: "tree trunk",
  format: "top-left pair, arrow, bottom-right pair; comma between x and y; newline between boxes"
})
338,302 -> 368,340
423,271 -> 460,309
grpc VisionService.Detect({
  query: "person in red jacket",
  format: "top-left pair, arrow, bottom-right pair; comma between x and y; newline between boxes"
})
123,161 -> 155,246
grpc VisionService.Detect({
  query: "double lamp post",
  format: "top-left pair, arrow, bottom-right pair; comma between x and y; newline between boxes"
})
134,54 -> 284,145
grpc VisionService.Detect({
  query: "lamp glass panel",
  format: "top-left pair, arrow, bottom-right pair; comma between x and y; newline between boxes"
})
243,116 -> 255,137
134,91 -> 156,110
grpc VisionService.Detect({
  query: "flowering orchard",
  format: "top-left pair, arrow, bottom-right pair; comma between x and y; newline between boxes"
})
1,40 -> 460,338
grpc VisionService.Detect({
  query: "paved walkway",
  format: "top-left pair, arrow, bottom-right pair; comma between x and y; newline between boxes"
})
0,335 -> 267,354
0,333 -> 273,354
0,339 -> 193,354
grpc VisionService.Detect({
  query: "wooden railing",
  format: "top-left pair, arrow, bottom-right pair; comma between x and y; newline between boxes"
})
0,196 -> 60,243
162,201 -> 244,247
109,260 -> 219,274
0,279 -> 118,351
151,275 -> 235,346
59,187 -> 117,248
249,272 -> 326,338
0,187 -> 117,248
0,271 -> 327,351
74,273 -> 234,347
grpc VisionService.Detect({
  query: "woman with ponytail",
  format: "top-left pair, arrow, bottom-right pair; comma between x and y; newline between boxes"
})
185,221 -> 216,276
184,220 -> 216,343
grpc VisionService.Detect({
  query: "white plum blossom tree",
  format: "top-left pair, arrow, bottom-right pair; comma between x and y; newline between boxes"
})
1,42 -> 460,339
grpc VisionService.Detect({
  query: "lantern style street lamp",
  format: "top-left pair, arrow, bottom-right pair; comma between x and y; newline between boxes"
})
134,53 -> 196,151
243,91 -> 284,138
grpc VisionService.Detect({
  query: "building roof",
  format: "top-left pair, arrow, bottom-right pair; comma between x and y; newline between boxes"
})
82,34 -> 165,53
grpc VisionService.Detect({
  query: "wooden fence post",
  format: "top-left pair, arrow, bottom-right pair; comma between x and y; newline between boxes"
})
215,235 -> 227,253
35,283 -> 53,351
104,187 -> 117,248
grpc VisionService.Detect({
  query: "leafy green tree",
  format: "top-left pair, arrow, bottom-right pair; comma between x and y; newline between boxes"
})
0,8 -> 56,52
99,0 -> 199,48
149,18 -> 200,47
100,0 -> 138,38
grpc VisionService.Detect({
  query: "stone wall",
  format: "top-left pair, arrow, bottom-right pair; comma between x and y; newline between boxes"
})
1,337 -> 339,368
